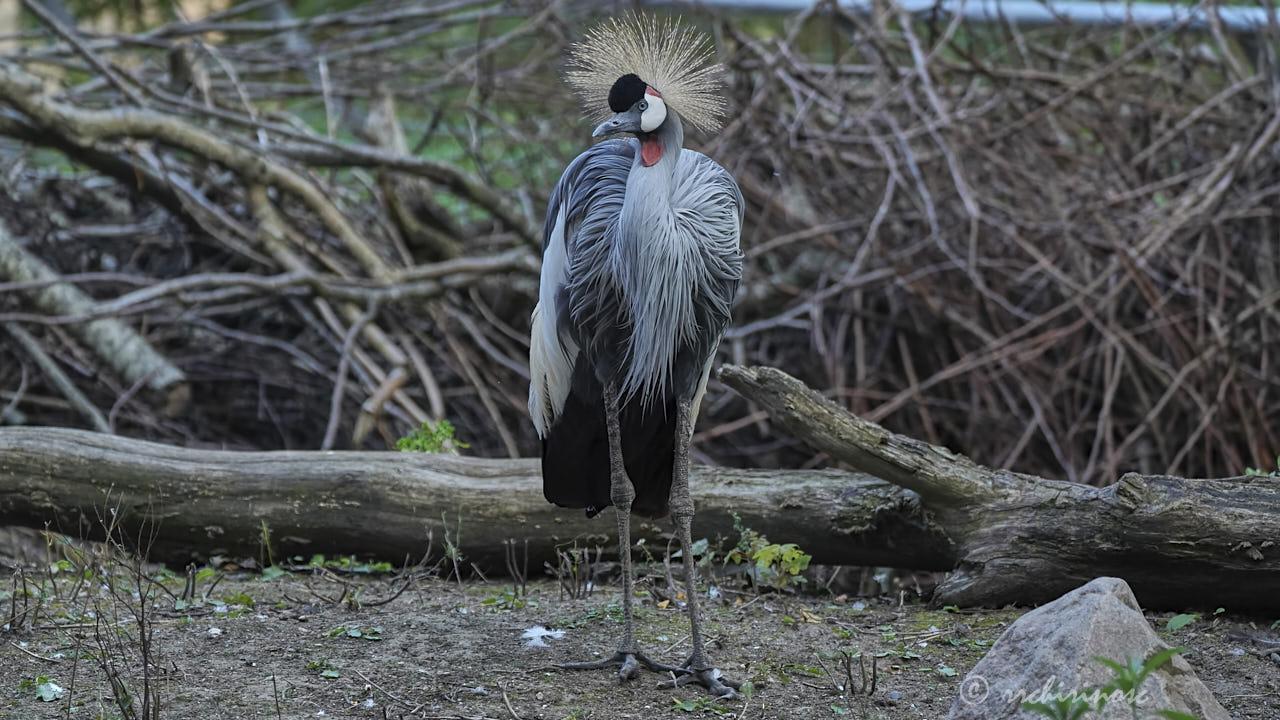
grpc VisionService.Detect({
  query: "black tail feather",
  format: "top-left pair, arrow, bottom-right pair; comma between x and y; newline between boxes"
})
541,372 -> 675,519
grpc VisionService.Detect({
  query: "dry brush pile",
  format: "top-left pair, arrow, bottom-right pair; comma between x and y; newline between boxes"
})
0,0 -> 1277,486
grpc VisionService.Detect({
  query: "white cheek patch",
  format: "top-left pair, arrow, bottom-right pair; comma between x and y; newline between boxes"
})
640,94 -> 667,132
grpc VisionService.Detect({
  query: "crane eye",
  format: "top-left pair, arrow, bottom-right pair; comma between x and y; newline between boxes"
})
638,100 -> 648,111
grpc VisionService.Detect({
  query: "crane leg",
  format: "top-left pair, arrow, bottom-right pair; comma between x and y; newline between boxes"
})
659,395 -> 741,699
556,382 -> 684,682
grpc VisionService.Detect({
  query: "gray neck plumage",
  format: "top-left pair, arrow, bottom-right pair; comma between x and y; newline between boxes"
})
614,111 -> 693,402
623,111 -> 683,206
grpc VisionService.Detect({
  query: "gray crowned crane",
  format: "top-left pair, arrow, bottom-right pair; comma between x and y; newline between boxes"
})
527,16 -> 743,698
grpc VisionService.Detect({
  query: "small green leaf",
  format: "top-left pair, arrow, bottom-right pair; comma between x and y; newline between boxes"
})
1140,646 -> 1187,681
1092,656 -> 1128,674
831,704 -> 850,715
937,665 -> 957,677
320,669 -> 341,679
1166,613 -> 1198,631
35,679 -> 64,702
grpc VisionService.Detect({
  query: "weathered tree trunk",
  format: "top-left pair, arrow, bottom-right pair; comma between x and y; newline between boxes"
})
0,426 -> 946,572
719,364 -> 1280,611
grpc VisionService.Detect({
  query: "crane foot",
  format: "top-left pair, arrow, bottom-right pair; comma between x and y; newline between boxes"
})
556,650 -> 687,683
658,665 -> 740,699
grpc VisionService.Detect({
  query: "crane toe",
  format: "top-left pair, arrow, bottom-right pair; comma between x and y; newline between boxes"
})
555,649 -> 687,684
659,666 -> 740,698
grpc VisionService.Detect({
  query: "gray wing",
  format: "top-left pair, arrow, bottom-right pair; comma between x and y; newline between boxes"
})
528,139 -> 633,436
672,148 -> 744,320
672,150 -> 744,417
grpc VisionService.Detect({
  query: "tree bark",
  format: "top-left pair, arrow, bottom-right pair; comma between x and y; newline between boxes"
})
0,426 -> 948,572
718,364 -> 1280,611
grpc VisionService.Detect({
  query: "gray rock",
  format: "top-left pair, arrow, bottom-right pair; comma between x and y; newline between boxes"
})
947,577 -> 1228,720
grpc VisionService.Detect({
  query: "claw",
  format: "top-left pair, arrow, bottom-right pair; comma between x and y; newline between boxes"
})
555,650 -> 688,683
618,653 -> 641,681
658,666 -> 741,699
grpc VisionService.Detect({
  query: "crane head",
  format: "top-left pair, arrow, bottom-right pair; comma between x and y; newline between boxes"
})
567,14 -> 726,135
593,73 -> 667,138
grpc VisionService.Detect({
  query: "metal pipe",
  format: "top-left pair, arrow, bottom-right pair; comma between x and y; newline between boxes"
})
672,0 -> 1278,33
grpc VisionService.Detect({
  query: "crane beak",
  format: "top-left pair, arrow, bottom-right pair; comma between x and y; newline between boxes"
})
593,111 -> 642,137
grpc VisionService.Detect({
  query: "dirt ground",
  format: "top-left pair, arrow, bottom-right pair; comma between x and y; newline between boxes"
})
1,558 -> 1278,720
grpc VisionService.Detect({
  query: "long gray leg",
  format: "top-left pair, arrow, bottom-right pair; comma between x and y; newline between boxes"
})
661,396 -> 740,698
556,382 -> 683,682
606,381 -> 641,677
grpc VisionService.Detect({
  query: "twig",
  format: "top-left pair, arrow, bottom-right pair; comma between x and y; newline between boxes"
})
322,301 -> 379,450
499,684 -> 523,720
3,324 -> 109,433
10,640 -> 61,663
20,0 -> 147,106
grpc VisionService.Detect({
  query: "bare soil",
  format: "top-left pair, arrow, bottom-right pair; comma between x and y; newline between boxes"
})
1,564 -> 1277,720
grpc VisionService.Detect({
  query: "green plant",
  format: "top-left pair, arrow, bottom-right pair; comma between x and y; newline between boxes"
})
396,419 -> 469,453
1244,455 -> 1279,476
307,658 -> 341,678
1165,613 -> 1198,631
19,675 -> 64,702
1094,646 -> 1188,711
304,554 -> 394,573
327,624 -> 384,641
754,543 -> 812,580
482,588 -> 534,612
1021,648 -> 1199,720
670,696 -> 732,715
1021,682 -> 1091,720
223,592 -> 255,607
722,513 -> 812,591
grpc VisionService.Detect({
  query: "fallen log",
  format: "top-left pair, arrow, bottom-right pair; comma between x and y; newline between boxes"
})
5,378 -> 1275,611
0,426 -> 948,572
719,364 -> 1280,611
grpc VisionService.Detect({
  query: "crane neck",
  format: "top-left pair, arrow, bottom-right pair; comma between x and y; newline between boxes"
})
618,112 -> 683,255
631,110 -> 683,185
612,110 -> 696,403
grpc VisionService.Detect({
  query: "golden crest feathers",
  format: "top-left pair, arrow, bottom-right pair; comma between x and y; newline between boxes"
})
566,14 -> 726,134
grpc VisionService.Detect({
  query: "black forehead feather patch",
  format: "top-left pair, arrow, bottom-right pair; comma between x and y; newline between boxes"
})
608,73 -> 647,113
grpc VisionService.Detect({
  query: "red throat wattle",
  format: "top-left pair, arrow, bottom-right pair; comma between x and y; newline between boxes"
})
640,136 -> 663,167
